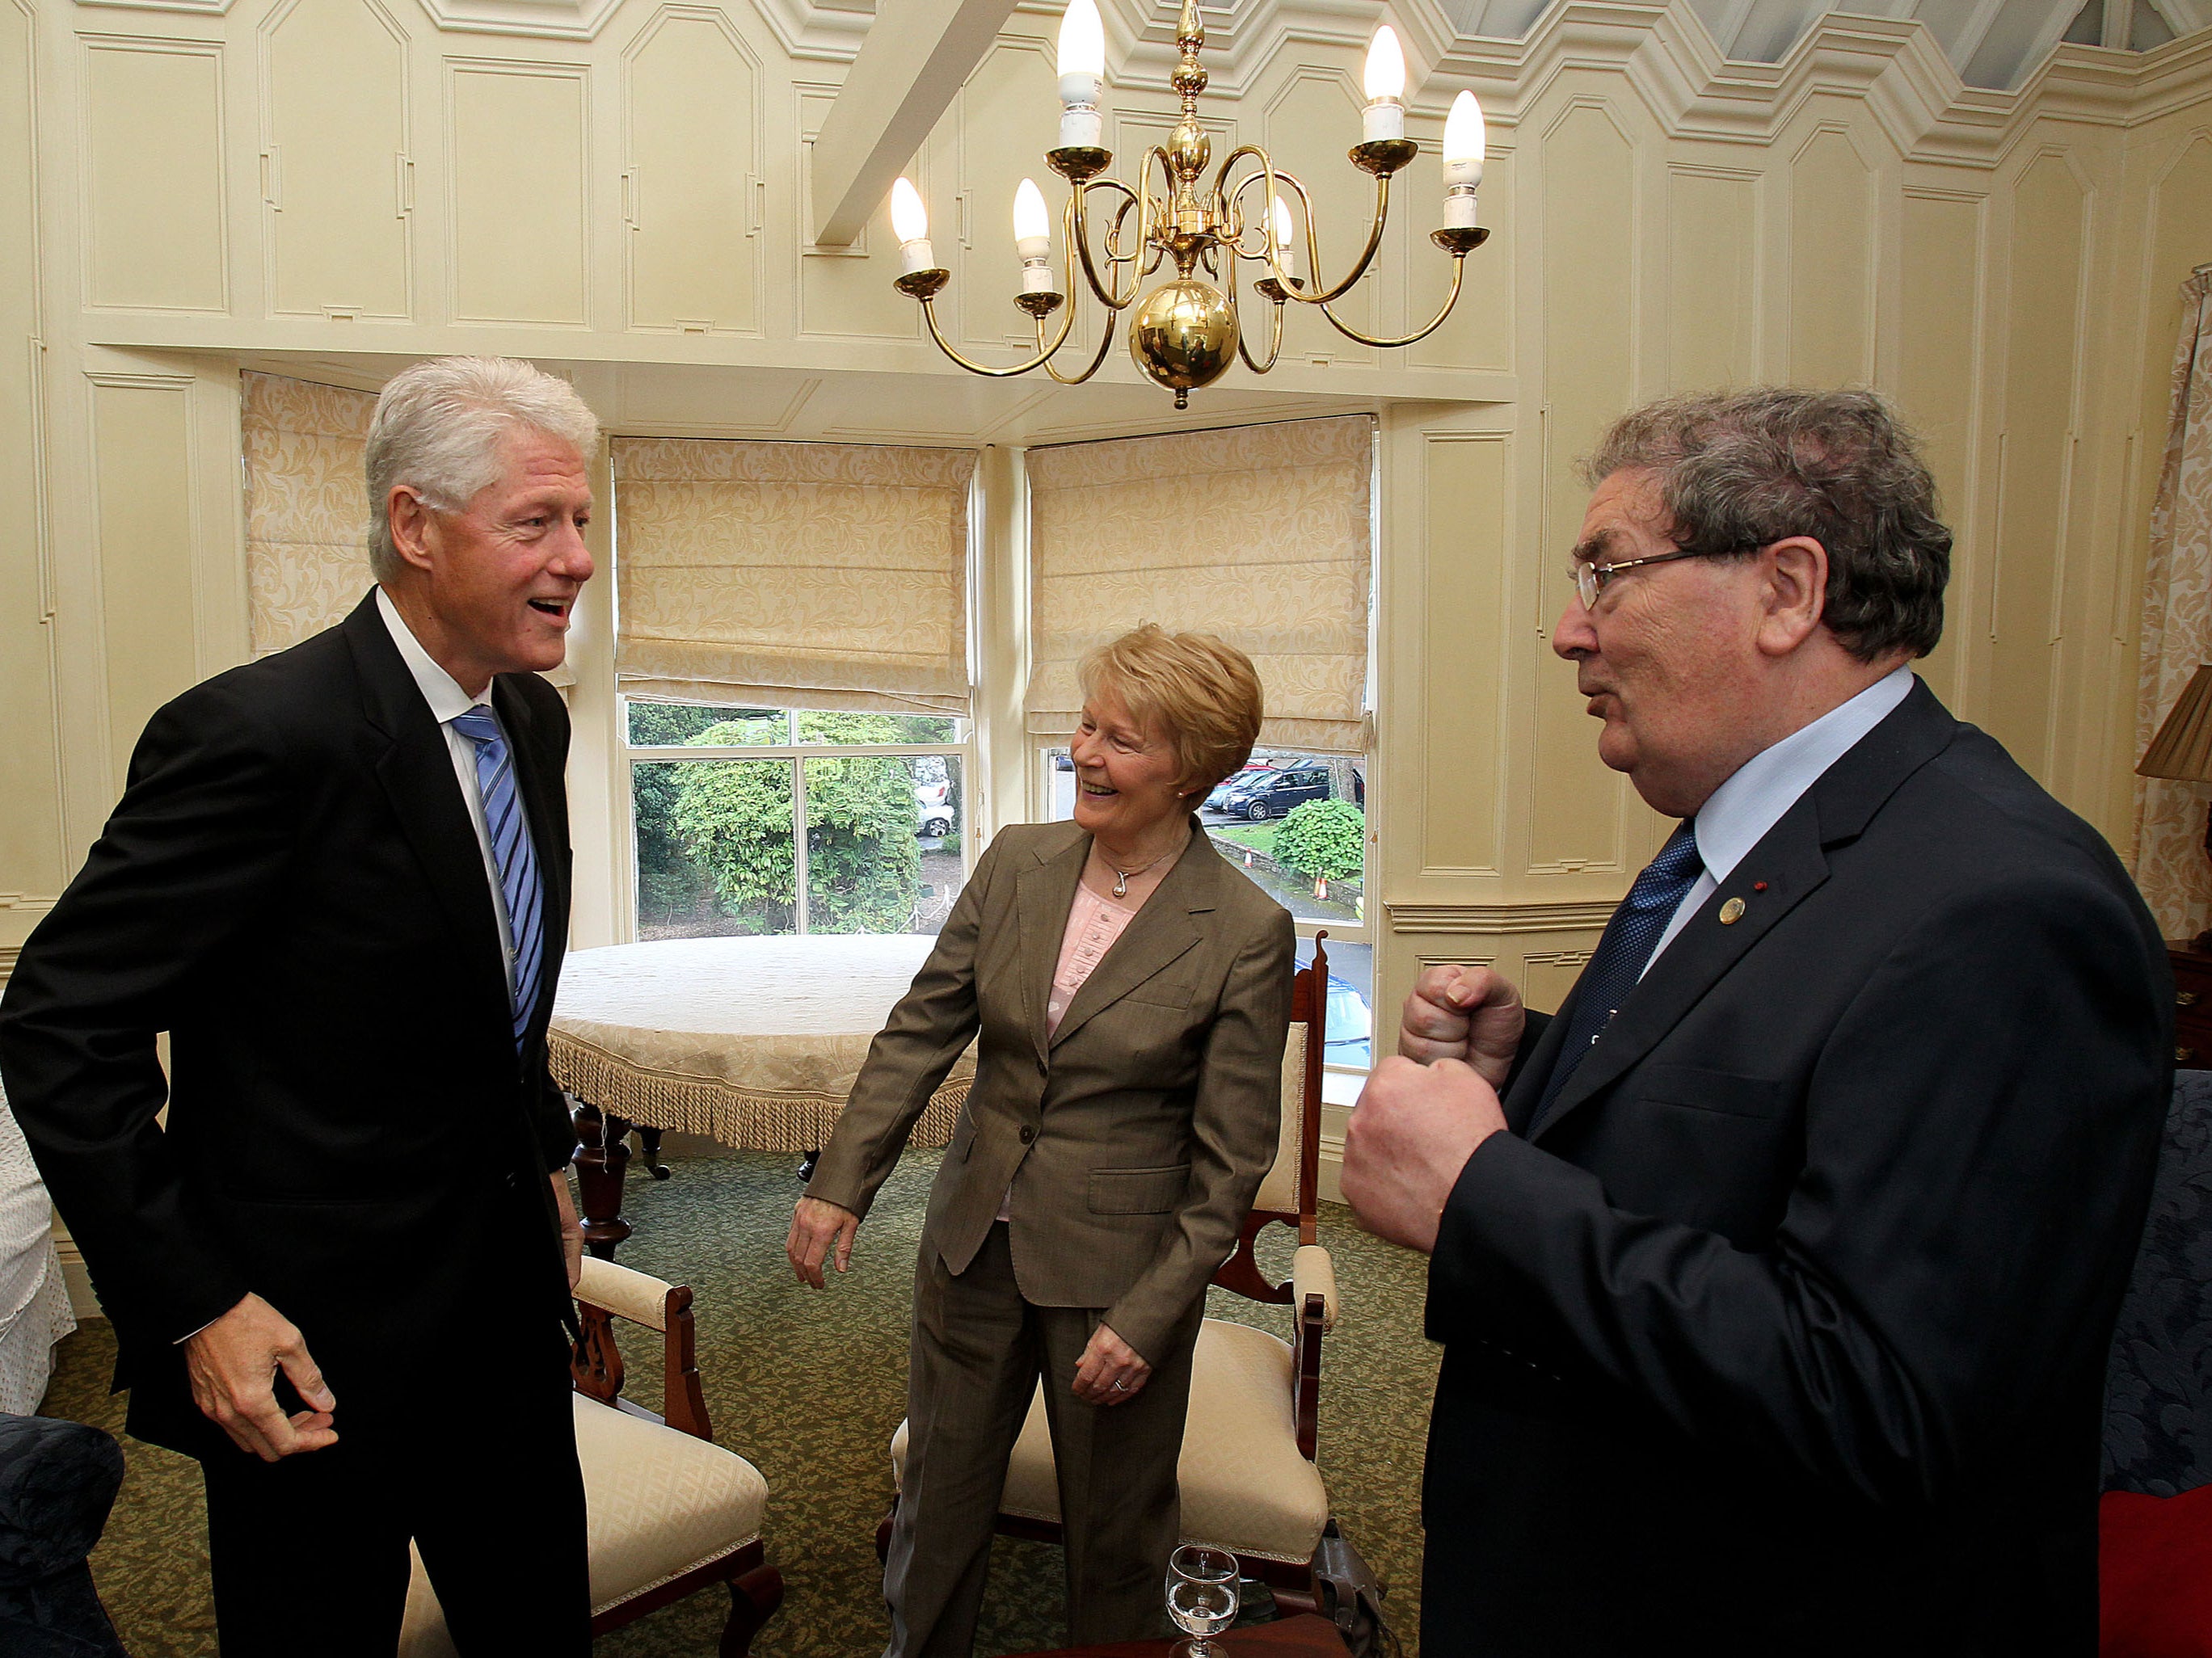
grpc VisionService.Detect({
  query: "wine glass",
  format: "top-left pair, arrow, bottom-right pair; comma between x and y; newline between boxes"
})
1165,1544 -> 1240,1657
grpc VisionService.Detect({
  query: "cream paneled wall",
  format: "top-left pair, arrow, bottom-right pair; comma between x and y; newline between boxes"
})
0,0 -> 2208,1063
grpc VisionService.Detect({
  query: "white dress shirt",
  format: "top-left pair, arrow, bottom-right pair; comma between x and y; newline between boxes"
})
375,587 -> 522,999
1645,664 -> 1915,974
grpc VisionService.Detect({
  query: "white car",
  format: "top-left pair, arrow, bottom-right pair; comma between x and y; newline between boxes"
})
915,781 -> 954,838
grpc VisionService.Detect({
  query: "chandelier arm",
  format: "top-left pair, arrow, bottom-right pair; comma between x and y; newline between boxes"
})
1072,181 -> 1144,309
1040,305 -> 1120,385
913,297 -> 1084,377
1236,291 -> 1287,375
1216,150 -> 1315,286
1312,250 -> 1470,348
1276,170 -> 1394,306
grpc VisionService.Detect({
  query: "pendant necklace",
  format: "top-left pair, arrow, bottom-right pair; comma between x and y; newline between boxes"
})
1102,845 -> 1178,900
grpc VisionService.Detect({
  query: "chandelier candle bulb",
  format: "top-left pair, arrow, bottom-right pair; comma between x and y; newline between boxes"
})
1363,27 -> 1406,142
1013,179 -> 1055,292
890,178 -> 935,276
1056,0 -> 1106,149
1272,196 -> 1298,281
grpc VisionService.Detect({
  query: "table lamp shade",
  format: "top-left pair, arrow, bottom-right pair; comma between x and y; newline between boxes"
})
2140,666 -> 2212,782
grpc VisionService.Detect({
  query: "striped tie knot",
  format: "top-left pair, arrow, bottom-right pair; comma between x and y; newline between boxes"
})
450,705 -> 543,1050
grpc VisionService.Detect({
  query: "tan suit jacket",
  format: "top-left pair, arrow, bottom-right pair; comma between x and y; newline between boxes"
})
807,818 -> 1295,1362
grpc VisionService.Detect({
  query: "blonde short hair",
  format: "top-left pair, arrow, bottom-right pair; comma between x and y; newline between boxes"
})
1078,625 -> 1264,793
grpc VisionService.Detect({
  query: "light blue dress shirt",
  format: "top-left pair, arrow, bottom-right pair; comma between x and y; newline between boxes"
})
1644,663 -> 1915,975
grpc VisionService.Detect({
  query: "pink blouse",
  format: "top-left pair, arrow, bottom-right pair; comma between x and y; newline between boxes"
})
1045,881 -> 1142,1036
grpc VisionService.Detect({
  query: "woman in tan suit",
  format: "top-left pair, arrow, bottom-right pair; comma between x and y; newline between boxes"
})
788,625 -> 1296,1658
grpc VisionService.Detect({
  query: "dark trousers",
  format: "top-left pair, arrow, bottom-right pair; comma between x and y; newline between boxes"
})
198,1316 -> 587,1658
885,1221 -> 1203,1658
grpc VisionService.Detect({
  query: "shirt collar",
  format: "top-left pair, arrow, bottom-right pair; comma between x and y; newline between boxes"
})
375,586 -> 487,725
1692,664 -> 1915,883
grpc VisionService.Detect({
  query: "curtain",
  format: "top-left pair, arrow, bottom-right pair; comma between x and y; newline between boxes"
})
1024,415 -> 1373,752
2132,267 -> 2212,938
612,438 -> 975,716
240,371 -> 378,658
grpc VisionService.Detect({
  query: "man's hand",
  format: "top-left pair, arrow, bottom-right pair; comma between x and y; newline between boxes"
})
184,1293 -> 339,1462
1342,1055 -> 1507,1255
1072,1323 -> 1152,1406
552,1170 -> 584,1291
1400,965 -> 1527,1087
786,1197 -> 860,1290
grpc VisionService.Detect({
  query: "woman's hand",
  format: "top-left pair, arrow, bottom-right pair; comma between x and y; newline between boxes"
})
1072,1322 -> 1152,1405
787,1196 -> 860,1289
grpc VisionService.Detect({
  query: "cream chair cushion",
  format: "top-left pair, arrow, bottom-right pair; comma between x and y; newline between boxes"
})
396,1391 -> 770,1657
889,1316 -> 1328,1566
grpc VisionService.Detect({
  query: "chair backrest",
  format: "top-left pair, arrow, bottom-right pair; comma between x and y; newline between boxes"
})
2104,1067 -> 2212,1496
1212,936 -> 1327,1305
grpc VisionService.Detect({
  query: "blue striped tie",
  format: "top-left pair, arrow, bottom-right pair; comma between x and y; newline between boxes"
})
451,706 -> 543,1051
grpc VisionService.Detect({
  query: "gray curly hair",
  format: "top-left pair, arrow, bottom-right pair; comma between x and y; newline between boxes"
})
364,356 -> 600,583
1582,387 -> 1951,663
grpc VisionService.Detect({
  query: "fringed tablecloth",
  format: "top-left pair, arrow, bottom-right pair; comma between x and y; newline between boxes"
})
549,935 -> 976,1154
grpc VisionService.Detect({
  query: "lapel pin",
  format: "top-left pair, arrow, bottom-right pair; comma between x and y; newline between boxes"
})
1719,896 -> 1746,924
1752,880 -> 1767,892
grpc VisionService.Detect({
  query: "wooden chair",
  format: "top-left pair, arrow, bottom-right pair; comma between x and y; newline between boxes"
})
881,937 -> 1342,1614
398,1257 -> 784,1657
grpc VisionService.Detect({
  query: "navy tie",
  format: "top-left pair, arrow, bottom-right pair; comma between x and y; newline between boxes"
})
1527,820 -> 1703,1133
451,706 -> 544,1051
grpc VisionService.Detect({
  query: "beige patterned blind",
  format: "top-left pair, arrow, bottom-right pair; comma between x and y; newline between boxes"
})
612,438 -> 977,716
240,371 -> 377,658
1025,415 -> 1373,752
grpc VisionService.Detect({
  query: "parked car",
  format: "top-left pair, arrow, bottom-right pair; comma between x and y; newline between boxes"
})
915,781 -> 953,838
1204,762 -> 1275,811
1220,762 -> 1333,821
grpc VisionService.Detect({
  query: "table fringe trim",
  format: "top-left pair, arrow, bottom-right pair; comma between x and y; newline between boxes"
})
551,1031 -> 965,1154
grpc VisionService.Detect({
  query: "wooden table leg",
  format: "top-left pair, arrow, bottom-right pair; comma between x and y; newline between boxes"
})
638,1126 -> 671,1180
570,1097 -> 634,1260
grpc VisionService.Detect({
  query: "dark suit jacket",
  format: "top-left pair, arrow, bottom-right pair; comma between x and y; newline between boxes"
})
807,818 -> 1295,1363
1422,680 -> 2170,1656
0,592 -> 579,1457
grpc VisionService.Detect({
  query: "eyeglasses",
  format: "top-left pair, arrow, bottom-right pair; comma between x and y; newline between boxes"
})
1567,546 -> 1741,611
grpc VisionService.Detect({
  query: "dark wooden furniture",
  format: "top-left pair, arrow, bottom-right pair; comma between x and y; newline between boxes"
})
1000,1610 -> 1350,1658
568,1263 -> 784,1656
2168,941 -> 2212,1069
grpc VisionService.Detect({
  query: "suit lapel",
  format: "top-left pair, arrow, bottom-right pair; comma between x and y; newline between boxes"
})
1049,823 -> 1214,1051
1016,827 -> 1089,1063
1527,678 -> 1960,1147
343,595 -> 512,1031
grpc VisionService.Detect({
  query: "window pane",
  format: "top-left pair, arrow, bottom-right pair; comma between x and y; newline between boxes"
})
627,700 -> 787,747
1301,938 -> 1372,1069
795,709 -> 964,745
1203,755 -> 1366,926
802,753 -> 966,934
1044,746 -> 1075,820
632,758 -> 797,937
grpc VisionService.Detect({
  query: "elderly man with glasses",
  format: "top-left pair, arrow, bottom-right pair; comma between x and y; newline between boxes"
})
1345,387 -> 2170,1658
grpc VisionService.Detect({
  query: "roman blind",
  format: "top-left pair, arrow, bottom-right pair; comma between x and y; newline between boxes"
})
1025,415 -> 1372,751
240,370 -> 377,659
612,437 -> 976,715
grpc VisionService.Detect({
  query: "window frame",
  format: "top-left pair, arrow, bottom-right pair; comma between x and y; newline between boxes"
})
621,707 -> 976,941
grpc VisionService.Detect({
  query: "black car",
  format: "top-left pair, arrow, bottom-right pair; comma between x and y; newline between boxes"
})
1221,762 -> 1333,820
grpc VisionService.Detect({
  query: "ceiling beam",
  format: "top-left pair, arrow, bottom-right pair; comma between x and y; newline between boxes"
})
811,0 -> 1022,249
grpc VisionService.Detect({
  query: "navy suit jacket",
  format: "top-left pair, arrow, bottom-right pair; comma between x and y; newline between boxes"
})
0,592 -> 578,1457
1422,680 -> 2169,1656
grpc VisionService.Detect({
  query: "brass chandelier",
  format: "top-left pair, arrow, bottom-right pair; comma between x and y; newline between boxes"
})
886,0 -> 1489,408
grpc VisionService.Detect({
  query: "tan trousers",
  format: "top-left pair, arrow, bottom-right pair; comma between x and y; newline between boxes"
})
884,1221 -> 1205,1658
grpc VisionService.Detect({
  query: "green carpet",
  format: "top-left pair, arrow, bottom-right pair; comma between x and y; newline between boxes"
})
40,1150 -> 1441,1656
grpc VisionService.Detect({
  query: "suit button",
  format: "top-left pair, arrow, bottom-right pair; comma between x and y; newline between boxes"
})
1019,1126 -> 1036,1144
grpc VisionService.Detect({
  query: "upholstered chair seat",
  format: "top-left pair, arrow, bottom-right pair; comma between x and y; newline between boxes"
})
891,1307 -> 1334,1566
398,1257 -> 781,1658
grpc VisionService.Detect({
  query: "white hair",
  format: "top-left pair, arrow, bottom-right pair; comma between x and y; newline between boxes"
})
364,356 -> 600,583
